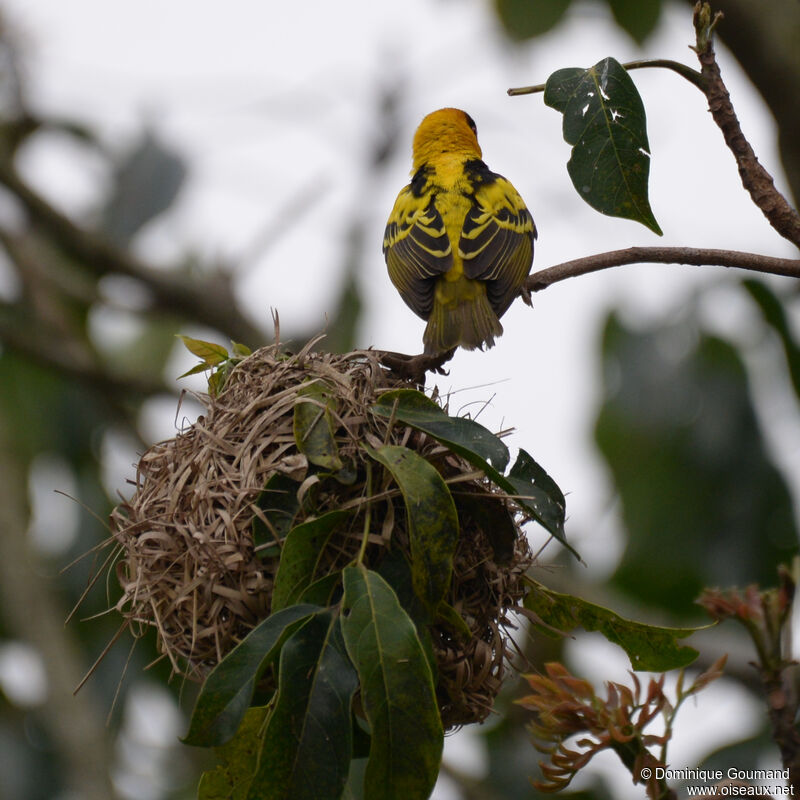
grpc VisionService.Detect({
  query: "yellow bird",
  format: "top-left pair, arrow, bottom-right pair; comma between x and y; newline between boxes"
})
383,108 -> 536,355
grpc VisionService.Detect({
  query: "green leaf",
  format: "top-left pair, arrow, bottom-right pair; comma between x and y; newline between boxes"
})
272,510 -> 351,612
178,361 -> 215,379
252,473 -> 301,551
436,601 -> 473,641
372,388 -> 509,472
371,389 -> 576,558
299,572 -> 342,606
198,706 -> 268,800
177,334 -> 229,366
294,380 -> 343,471
524,579 -> 702,671
489,463 -> 574,559
742,279 -> 800,400
455,487 -> 517,563
341,565 -> 443,800
248,610 -> 358,800
544,57 -> 662,234
596,313 -> 798,616
365,443 -> 458,619
509,448 -> 566,512
494,0 -> 573,40
607,0 -> 662,44
183,604 -> 320,747
232,341 -> 252,357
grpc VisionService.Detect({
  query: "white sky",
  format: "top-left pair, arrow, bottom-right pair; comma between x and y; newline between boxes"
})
2,1 -> 798,797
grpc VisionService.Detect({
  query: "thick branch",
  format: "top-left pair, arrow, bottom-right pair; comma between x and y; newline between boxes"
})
692,3 -> 800,249
525,246 -> 800,293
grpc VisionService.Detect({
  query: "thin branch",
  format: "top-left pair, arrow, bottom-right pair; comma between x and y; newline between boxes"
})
525,247 -> 800,293
507,59 -> 704,96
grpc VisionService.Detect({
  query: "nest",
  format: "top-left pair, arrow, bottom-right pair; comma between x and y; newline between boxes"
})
111,341 -> 534,728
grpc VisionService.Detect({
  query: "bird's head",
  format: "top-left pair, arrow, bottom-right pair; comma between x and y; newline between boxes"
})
411,107 -> 482,172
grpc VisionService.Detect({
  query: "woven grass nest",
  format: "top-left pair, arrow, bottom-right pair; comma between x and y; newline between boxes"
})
111,340 -> 535,729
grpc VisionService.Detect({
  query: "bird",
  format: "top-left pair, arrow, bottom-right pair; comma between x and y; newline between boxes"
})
383,107 -> 536,355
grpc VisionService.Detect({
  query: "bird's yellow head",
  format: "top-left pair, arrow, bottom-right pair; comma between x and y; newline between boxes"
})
411,108 -> 482,172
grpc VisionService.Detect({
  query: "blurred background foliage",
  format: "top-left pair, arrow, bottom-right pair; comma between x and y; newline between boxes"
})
0,0 -> 798,798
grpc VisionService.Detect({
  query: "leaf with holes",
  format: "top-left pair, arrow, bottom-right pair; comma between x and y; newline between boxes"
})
545,57 -> 662,234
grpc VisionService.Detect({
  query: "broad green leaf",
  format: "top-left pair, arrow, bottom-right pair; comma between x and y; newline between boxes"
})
524,579 -> 701,671
494,0 -> 573,39
455,487 -> 516,563
544,57 -> 662,234
372,388 -> 509,472
742,279 -> 800,400
272,510 -> 351,612
596,313 -> 798,616
509,448 -> 565,512
183,604 -> 320,747
198,706 -> 268,800
299,572 -> 342,606
177,334 -> 229,366
341,565 -> 443,800
248,610 -> 358,800
488,463 -> 574,559
365,443 -> 458,619
371,389 -> 575,558
252,473 -> 301,551
436,601 -> 472,641
294,380 -> 343,470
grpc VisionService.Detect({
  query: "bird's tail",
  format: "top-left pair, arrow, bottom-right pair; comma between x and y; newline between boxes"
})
423,278 -> 503,355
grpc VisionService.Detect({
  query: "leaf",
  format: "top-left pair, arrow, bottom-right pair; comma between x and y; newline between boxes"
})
365,443 -> 458,620
248,610 -> 358,800
252,473 -> 301,551
505,449 -> 567,544
455,487 -> 516,563
198,706 -> 268,800
524,579 -> 702,671
508,448 -> 566,512
596,312 -> 798,616
177,334 -> 229,366
371,389 -> 576,558
607,0 -> 662,44
372,388 -> 509,472
294,380 -> 343,471
340,565 -> 443,800
494,0 -> 573,40
183,604 -> 320,747
742,279 -> 800,400
436,601 -> 473,641
101,129 -> 187,247
232,341 -> 252,357
299,572 -> 342,606
544,57 -> 662,234
272,510 -> 351,612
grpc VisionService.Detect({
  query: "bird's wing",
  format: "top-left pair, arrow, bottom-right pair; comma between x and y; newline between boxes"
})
383,177 -> 452,320
459,165 -> 536,317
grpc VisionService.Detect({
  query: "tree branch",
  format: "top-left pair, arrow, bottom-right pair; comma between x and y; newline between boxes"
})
692,2 -> 800,249
525,247 -> 800,293
507,58 -> 704,96
0,159 -> 266,346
